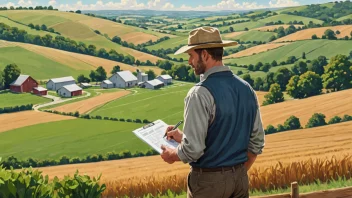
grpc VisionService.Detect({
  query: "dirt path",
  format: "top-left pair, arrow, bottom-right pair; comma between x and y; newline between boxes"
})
0,111 -> 75,133
51,90 -> 131,114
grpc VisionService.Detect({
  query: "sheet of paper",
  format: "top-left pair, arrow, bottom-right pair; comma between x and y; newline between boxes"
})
132,119 -> 179,153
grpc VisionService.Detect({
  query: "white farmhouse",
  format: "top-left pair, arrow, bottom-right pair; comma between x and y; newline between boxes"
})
100,80 -> 114,89
143,79 -> 164,90
156,75 -> 172,86
46,76 -> 76,91
109,71 -> 138,88
57,84 -> 82,98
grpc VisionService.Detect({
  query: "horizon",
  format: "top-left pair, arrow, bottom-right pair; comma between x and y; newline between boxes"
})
0,0 -> 338,12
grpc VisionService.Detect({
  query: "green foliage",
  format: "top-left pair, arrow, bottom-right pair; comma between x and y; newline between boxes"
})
322,54 -> 352,91
265,125 -> 277,135
253,77 -> 263,91
286,75 -> 300,98
305,113 -> 326,128
274,67 -> 293,91
146,70 -> 156,80
0,104 -> 33,114
3,63 -> 21,89
284,115 -> 301,130
342,114 -> 352,122
328,116 -> 342,125
312,34 -> 318,39
111,65 -> 121,74
242,74 -> 254,86
292,61 -> 308,75
324,29 -> 337,40
77,74 -> 90,83
0,70 -> 4,90
308,56 -> 327,76
262,83 -> 284,105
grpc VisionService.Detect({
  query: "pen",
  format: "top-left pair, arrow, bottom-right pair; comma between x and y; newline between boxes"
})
163,120 -> 183,138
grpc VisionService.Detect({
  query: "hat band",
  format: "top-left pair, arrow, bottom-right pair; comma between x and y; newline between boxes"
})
188,40 -> 223,46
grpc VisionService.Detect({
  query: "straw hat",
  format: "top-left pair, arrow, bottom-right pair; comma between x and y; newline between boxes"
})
174,26 -> 238,55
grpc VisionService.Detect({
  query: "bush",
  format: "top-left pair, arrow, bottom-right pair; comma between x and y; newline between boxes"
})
265,125 -> 277,134
119,118 -> 125,122
306,113 -> 326,128
328,116 -> 342,125
126,119 -> 132,122
342,114 -> 352,122
284,115 -> 301,130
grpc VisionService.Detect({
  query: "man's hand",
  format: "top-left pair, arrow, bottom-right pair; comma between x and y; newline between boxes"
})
161,145 -> 180,164
244,151 -> 257,171
165,126 -> 183,143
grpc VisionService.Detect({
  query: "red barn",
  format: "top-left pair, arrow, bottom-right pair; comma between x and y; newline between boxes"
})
33,87 -> 48,96
10,75 -> 38,93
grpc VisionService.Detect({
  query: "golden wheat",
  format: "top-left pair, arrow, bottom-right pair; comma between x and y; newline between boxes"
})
101,155 -> 352,198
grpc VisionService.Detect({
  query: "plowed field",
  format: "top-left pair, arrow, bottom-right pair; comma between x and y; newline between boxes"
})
0,111 -> 75,133
51,90 -> 131,114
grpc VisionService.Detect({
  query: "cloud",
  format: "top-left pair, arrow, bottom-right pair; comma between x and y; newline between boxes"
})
269,0 -> 300,8
17,0 -> 33,7
48,0 -> 56,6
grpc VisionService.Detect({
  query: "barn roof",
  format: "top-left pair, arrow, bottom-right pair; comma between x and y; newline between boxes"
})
33,87 -> 47,91
81,83 -> 91,86
50,76 -> 75,83
146,79 -> 164,87
61,84 -> 82,92
10,75 -> 30,86
158,75 -> 172,80
102,80 -> 113,85
116,71 -> 137,82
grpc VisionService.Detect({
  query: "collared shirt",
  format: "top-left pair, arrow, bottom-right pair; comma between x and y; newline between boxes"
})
176,66 -> 265,164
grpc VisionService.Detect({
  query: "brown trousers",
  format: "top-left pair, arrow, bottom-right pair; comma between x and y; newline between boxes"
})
187,165 -> 249,198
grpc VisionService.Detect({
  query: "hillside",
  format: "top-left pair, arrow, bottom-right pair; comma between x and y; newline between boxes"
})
226,30 -> 277,42
253,24 -> 304,31
224,43 -> 291,59
273,25 -> 352,42
35,120 -> 352,182
0,40 -> 162,80
0,10 -> 165,63
224,40 -> 352,65
258,14 -> 324,25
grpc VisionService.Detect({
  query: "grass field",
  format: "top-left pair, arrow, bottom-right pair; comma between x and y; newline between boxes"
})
253,24 -> 304,31
0,91 -> 50,108
0,119 -> 147,159
224,40 -> 352,65
258,14 -> 324,24
146,36 -> 188,51
337,14 -> 352,21
218,21 -> 266,31
224,43 -> 290,59
227,30 -> 277,42
230,64 -> 295,79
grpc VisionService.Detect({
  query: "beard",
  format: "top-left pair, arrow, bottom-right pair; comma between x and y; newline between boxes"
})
193,58 -> 206,76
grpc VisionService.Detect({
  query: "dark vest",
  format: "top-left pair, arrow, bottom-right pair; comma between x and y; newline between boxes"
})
190,70 -> 258,168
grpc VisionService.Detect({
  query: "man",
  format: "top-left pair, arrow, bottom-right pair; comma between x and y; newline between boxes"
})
160,26 -> 265,198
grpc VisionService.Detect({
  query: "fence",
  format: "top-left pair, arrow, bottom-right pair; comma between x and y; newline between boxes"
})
253,182 -> 352,198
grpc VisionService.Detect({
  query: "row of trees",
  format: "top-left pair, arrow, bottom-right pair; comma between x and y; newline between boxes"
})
312,29 -> 352,40
0,63 -> 21,89
0,104 -> 33,114
265,113 -> 352,135
0,22 -> 141,65
28,23 -> 57,34
0,6 -> 56,10
234,55 -> 298,72
156,60 -> 199,82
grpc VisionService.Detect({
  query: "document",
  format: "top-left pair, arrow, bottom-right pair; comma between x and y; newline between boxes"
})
132,119 -> 179,153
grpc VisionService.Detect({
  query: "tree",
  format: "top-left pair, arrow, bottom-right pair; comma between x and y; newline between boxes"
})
308,59 -> 324,76
145,70 -> 156,80
41,24 -> 47,31
48,5 -> 53,10
322,54 -> 352,91
242,74 -> 253,86
274,67 -> 293,91
292,61 -> 308,75
136,60 -> 141,66
324,29 -> 337,40
262,83 -> 284,105
77,74 -> 90,83
3,64 -> 21,88
287,72 -> 322,99
253,77 -> 263,91
286,56 -> 296,64
95,66 -> 107,81
311,34 -> 318,39
229,27 -> 234,32
89,70 -> 97,83
0,70 -> 4,90
269,35 -> 276,42
265,125 -> 277,135
112,36 -> 121,44
302,52 -> 306,59
284,115 -> 301,130
349,51 -> 352,59
271,60 -> 278,67
157,60 -> 173,70
111,65 -> 121,74
286,75 -> 301,98
305,113 -> 326,128
75,10 -> 81,14
335,30 -> 340,35
328,116 -> 341,125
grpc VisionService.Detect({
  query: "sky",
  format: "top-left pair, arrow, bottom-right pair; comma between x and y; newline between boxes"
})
0,0 -> 337,11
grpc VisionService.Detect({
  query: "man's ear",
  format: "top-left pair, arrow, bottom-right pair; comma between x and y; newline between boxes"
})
203,49 -> 209,62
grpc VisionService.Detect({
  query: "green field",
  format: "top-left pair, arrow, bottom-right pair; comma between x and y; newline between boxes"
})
0,90 -> 50,108
0,119 -> 149,159
276,5 -> 308,14
229,31 -> 277,42
224,40 -> 352,65
337,14 -> 352,21
146,36 -> 188,50
91,82 -> 193,125
219,21 -> 266,31
258,14 -> 324,24
229,64 -> 295,79
0,46 -> 91,80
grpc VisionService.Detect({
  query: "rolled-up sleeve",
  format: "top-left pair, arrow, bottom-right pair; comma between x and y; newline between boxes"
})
248,92 -> 265,155
176,86 -> 212,164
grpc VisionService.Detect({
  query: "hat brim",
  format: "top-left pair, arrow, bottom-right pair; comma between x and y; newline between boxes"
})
174,40 -> 238,55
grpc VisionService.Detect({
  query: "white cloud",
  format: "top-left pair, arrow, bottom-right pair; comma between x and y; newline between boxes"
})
48,0 -> 56,6
7,2 -> 15,8
269,0 -> 300,8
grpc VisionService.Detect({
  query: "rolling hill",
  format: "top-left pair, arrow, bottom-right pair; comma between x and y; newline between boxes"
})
225,30 -> 277,42
258,14 -> 324,24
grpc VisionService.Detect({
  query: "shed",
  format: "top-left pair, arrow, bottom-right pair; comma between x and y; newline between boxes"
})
57,84 -> 82,98
10,75 -> 38,93
100,80 -> 114,89
80,83 -> 92,89
144,79 -> 164,90
109,71 -> 138,88
33,87 -> 48,96
46,76 -> 76,91
156,75 -> 172,86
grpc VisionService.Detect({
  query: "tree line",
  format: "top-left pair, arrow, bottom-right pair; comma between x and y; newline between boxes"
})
0,104 -> 33,114
0,22 -> 141,65
0,5 -> 57,10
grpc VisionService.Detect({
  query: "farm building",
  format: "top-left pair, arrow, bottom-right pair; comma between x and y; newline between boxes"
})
46,76 -> 76,91
57,84 -> 82,98
100,80 -> 114,89
10,75 -> 38,93
80,83 -> 92,89
137,70 -> 148,83
141,79 -> 164,90
33,87 -> 47,96
109,71 -> 138,88
156,75 -> 172,86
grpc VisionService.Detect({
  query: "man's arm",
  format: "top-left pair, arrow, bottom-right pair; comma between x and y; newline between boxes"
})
176,86 -> 213,163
